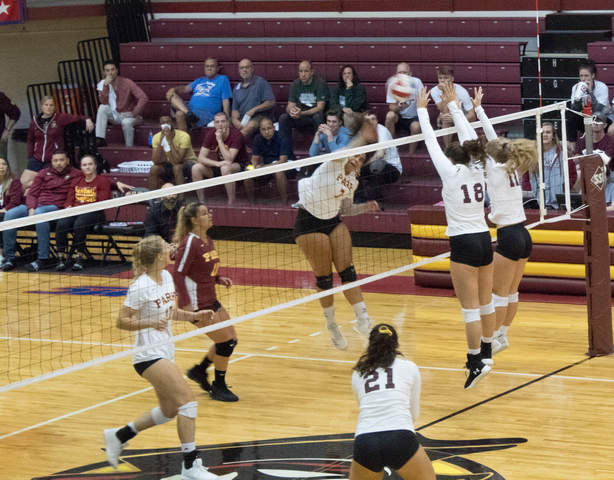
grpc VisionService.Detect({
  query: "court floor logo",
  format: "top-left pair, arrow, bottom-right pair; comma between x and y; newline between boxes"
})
32,432 -> 527,479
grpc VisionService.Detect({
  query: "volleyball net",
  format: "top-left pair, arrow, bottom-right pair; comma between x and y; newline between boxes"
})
0,100 -> 581,393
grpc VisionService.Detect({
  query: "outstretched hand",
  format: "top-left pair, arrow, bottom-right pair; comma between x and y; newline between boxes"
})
416,87 -> 431,109
441,83 -> 457,106
471,86 -> 484,109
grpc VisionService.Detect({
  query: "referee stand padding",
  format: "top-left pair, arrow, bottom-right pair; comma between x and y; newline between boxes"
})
409,206 -> 614,297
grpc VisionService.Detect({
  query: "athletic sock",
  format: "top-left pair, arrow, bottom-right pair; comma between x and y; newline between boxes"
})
323,306 -> 335,325
480,340 -> 492,358
352,301 -> 368,320
481,336 -> 493,343
116,425 -> 138,443
182,445 -> 198,469
467,350 -> 481,364
498,326 -> 509,335
214,369 -> 226,386
199,356 -> 213,370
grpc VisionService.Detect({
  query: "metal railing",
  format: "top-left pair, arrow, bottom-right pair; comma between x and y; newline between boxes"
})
78,37 -> 113,84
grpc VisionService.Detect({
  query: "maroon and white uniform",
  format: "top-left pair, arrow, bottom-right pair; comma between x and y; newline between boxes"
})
173,233 -> 221,311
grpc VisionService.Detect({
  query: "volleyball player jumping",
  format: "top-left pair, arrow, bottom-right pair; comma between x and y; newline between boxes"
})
104,235 -> 217,480
461,87 -> 537,355
350,324 -> 435,480
294,115 -> 380,350
417,87 -> 494,389
173,202 -> 240,402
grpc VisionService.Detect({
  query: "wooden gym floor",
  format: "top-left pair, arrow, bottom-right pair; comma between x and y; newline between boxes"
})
0,241 -> 613,480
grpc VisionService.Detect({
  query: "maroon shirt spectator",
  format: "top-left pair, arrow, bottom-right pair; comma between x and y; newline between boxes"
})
98,75 -> 148,117
26,164 -> 83,210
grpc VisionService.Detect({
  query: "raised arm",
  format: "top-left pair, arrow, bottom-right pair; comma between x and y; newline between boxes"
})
442,83 -> 476,144
471,87 -> 497,142
416,88 -> 456,178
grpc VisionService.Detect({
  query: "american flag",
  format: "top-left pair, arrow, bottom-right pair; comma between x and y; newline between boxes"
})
0,0 -> 25,26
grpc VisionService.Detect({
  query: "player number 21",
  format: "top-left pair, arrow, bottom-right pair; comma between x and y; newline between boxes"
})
364,368 -> 396,393
460,183 -> 484,203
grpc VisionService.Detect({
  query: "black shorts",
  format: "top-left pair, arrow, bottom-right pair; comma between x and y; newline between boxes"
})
134,358 -> 163,376
161,161 -> 194,184
449,231 -> 493,267
212,164 -> 245,178
397,116 -> 419,131
293,207 -> 342,241
353,430 -> 421,473
27,157 -> 49,172
496,222 -> 533,261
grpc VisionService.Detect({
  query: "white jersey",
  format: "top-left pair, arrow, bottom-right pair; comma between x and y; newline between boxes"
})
124,270 -> 176,365
472,106 -> 526,226
417,108 -> 489,237
299,158 -> 358,220
352,358 -> 421,437
431,83 -> 473,115
377,124 -> 402,174
386,76 -> 424,119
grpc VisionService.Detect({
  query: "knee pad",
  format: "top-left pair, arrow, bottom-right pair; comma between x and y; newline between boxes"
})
508,292 -> 519,303
316,273 -> 333,290
215,339 -> 237,358
493,294 -> 509,308
177,401 -> 198,419
151,406 -> 174,425
461,308 -> 481,324
338,265 -> 357,284
479,301 -> 495,316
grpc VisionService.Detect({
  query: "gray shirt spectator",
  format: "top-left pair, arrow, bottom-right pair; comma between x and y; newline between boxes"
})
231,59 -> 276,138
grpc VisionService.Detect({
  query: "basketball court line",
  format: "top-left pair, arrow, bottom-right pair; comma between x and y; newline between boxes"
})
416,357 -> 592,432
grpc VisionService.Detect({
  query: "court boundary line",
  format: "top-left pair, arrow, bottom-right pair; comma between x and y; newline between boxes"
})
0,354 -> 253,441
416,357 -> 592,432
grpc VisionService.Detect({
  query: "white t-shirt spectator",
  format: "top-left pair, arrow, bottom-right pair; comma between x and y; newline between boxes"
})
376,124 -> 402,174
386,76 -> 424,119
431,84 -> 473,115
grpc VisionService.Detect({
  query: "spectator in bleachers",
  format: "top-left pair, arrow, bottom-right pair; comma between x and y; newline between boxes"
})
430,65 -> 475,147
309,110 -> 350,157
347,112 -> 401,205
523,122 -> 576,208
95,60 -> 148,148
244,118 -> 296,205
329,65 -> 369,124
231,59 -> 276,139
2,150 -> 83,272
54,155 -> 112,272
385,63 -> 424,156
566,59 -> 613,152
0,157 -> 23,265
24,95 -> 94,192
0,92 -> 20,161
145,182 -> 184,245
278,61 -> 329,152
148,115 -> 198,191
572,111 -> 614,192
193,112 -> 249,206
166,57 -> 232,132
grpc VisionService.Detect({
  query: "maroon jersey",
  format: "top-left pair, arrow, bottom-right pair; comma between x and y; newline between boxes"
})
173,233 -> 220,311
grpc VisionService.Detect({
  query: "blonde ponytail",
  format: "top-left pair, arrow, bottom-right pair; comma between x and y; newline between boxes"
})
486,138 -> 538,176
173,202 -> 200,245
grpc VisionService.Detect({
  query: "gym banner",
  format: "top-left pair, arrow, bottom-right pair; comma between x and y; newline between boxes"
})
0,0 -> 25,26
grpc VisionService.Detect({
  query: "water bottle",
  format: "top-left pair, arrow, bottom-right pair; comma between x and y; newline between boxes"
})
148,131 -> 153,147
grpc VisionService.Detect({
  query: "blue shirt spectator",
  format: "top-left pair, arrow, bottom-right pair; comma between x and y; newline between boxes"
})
252,130 -> 295,164
309,110 -> 350,157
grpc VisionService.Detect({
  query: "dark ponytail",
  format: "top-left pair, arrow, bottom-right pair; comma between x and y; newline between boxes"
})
445,139 -> 487,168
353,323 -> 402,377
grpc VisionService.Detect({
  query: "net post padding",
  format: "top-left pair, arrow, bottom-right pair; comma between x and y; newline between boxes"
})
580,154 -> 613,357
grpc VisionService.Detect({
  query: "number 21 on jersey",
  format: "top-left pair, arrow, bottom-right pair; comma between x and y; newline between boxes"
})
364,368 -> 396,393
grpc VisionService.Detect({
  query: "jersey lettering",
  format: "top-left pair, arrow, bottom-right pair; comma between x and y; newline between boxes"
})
211,263 -> 220,277
364,367 -> 396,394
460,183 -> 485,203
154,292 -> 176,309
202,250 -> 219,262
508,172 -> 520,188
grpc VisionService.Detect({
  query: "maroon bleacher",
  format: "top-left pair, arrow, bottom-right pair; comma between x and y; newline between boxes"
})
149,17 -> 543,39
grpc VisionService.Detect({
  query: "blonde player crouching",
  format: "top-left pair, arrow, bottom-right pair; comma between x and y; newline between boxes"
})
416,87 -> 493,389
350,324 -> 435,480
103,235 -> 218,480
